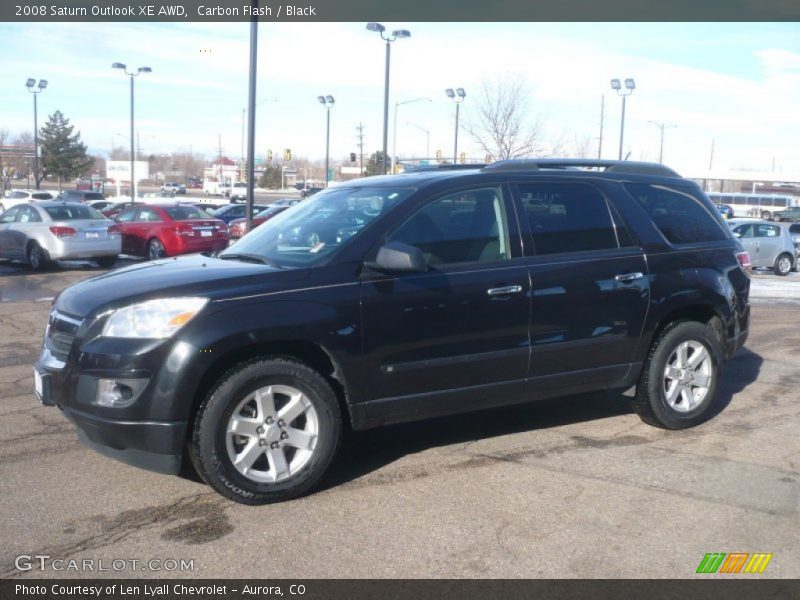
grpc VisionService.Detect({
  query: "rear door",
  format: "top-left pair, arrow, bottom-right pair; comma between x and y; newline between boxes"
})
114,208 -> 140,255
514,181 -> 650,394
755,223 -> 783,265
732,224 -> 759,265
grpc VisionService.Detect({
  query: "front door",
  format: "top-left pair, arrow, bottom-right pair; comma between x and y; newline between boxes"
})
360,185 -> 531,419
514,181 -> 650,394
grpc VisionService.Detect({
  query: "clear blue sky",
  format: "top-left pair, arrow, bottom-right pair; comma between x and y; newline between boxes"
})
1,22 -> 798,176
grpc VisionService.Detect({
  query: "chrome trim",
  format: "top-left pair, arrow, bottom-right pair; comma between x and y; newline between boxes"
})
51,310 -> 82,326
39,346 -> 66,370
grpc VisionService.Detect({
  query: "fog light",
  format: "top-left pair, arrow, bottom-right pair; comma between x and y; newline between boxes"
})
95,378 -> 146,407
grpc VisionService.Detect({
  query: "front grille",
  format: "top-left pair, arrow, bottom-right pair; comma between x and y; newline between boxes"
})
45,311 -> 82,362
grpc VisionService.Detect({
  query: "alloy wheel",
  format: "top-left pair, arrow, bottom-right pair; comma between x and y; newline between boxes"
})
662,340 -> 714,413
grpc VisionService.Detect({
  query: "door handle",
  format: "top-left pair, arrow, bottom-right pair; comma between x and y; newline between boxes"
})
614,272 -> 644,283
487,285 -> 523,296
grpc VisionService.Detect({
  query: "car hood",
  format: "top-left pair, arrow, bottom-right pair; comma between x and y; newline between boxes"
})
56,254 -> 310,318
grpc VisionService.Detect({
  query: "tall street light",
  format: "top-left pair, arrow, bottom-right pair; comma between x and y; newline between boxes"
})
318,95 -> 335,187
610,78 -> 635,160
366,22 -> 411,175
406,121 -> 431,160
112,63 -> 151,198
25,78 -> 47,190
392,97 -> 431,173
445,88 -> 466,163
648,120 -> 677,164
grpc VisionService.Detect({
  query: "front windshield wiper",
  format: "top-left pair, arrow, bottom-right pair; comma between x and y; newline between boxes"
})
218,253 -> 283,268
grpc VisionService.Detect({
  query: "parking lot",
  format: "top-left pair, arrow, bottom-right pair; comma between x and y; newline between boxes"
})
0,263 -> 798,579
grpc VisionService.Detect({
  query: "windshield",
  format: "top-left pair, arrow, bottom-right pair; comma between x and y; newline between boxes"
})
221,186 -> 413,267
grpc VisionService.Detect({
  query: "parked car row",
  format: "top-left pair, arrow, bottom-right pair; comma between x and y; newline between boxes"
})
728,218 -> 798,276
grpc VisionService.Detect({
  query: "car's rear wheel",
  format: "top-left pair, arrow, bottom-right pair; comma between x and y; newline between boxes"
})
774,253 -> 792,276
190,358 -> 342,504
633,321 -> 722,429
27,242 -> 51,271
147,238 -> 166,260
761,210 -> 772,220
95,256 -> 117,269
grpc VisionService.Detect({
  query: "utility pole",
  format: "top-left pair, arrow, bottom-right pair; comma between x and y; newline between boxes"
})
356,122 -> 365,174
217,133 -> 224,183
597,95 -> 604,159
709,138 -> 715,170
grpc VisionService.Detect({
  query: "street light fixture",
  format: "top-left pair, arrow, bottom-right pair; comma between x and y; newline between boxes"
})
445,87 -> 466,163
318,95 -> 335,187
366,22 -> 411,174
391,97 -> 431,173
610,77 -> 635,160
25,78 -> 48,190
648,120 -> 677,164
112,62 -> 152,198
406,121 -> 431,160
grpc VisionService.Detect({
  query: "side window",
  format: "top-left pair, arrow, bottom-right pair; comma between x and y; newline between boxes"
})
756,224 -> 779,238
0,207 -> 21,223
626,183 -> 728,244
388,186 -> 510,267
116,209 -> 137,223
734,224 -> 754,238
18,206 -> 42,223
138,208 -> 162,222
518,183 -> 619,255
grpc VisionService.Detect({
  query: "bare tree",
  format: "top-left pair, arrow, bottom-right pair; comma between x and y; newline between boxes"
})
465,76 -> 547,160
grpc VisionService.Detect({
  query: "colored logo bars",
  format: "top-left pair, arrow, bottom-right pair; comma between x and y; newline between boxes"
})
696,552 -> 773,574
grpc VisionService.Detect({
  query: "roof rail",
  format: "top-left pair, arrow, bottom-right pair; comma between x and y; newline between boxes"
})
402,163 -> 486,173
481,158 -> 681,178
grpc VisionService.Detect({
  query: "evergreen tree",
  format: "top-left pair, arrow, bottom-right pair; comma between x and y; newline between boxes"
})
258,165 -> 283,189
39,111 -> 93,189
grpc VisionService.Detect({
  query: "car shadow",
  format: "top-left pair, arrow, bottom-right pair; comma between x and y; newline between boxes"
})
321,347 -> 764,491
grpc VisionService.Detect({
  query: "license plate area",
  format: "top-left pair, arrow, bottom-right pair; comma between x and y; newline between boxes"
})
85,231 -> 100,239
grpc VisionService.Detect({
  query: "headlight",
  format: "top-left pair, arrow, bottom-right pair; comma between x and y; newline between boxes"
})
102,297 -> 208,339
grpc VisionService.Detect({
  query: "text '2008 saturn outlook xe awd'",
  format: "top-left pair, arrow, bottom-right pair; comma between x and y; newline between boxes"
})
35,159 -> 751,504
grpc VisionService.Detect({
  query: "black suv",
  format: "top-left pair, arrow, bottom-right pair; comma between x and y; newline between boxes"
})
35,160 -> 751,504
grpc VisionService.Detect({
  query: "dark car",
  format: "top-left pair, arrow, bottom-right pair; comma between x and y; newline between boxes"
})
300,186 -> 323,199
56,190 -> 106,204
714,203 -> 734,219
210,203 -> 269,225
773,206 -> 800,222
35,159 -> 750,505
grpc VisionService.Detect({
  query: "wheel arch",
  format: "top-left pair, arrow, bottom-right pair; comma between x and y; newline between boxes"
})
640,303 -> 725,365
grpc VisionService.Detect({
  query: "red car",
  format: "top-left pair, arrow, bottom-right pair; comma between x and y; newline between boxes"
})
114,203 -> 229,259
228,205 -> 290,239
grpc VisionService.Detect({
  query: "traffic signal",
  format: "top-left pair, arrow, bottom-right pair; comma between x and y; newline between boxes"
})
283,148 -> 292,161
350,152 -> 356,162
435,150 -> 442,160
459,152 -> 466,164
267,150 -> 273,162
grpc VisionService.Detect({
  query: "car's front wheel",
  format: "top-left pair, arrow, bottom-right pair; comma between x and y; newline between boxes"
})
190,358 -> 342,504
774,253 -> 792,276
633,321 -> 722,429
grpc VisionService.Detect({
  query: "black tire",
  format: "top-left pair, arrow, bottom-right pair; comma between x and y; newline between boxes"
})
27,242 -> 51,271
761,211 -> 771,221
633,321 -> 722,430
95,256 -> 117,269
190,358 -> 342,505
147,238 -> 166,260
774,253 -> 792,276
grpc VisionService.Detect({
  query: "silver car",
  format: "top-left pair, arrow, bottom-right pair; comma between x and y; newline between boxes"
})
729,218 -> 796,276
0,202 -> 121,270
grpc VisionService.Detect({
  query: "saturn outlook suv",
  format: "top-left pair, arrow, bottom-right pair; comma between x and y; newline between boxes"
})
34,159 -> 751,504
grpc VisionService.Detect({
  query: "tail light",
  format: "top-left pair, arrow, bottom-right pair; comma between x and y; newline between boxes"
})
107,224 -> 120,234
217,222 -> 229,236
174,223 -> 194,237
49,226 -> 76,238
736,251 -> 752,273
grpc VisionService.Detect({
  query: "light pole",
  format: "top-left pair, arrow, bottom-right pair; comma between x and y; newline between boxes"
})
406,121 -> 430,160
112,63 -> 151,199
318,95 -> 335,187
445,88 -> 466,163
610,78 -> 635,160
648,120 -> 677,164
391,97 -> 431,173
366,22 -> 411,175
25,78 -> 47,190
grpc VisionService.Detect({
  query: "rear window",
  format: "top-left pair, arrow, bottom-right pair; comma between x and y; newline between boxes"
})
31,193 -> 52,200
625,184 -> 728,244
84,192 -> 105,200
789,223 -> 800,234
165,206 -> 205,220
45,205 -> 105,220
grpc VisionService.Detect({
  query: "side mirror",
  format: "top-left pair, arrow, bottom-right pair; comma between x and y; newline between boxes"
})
368,241 -> 426,273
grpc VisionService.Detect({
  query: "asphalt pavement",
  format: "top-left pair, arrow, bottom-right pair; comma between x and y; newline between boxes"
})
0,265 -> 797,579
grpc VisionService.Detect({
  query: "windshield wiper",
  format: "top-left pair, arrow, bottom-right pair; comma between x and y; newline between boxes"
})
218,253 -> 282,268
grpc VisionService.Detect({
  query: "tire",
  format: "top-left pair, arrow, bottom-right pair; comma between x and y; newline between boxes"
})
27,242 -> 51,271
95,256 -> 117,269
190,358 -> 342,505
761,211 -> 771,221
147,238 -> 166,260
633,321 -> 722,430
774,253 -> 792,276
